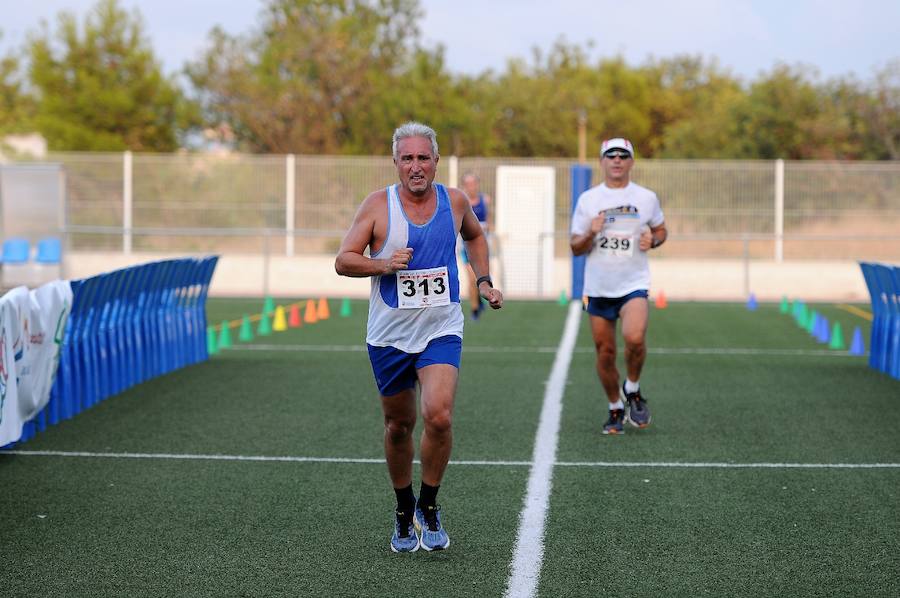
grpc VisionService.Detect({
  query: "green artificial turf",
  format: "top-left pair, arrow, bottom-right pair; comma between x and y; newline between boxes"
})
1,298 -> 896,597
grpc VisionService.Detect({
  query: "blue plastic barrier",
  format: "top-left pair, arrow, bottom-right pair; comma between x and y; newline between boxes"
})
880,265 -> 900,379
10,256 -> 219,447
859,261 -> 899,380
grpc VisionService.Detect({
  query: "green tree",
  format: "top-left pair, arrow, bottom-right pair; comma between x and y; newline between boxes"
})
187,0 -> 429,154
865,60 -> 900,159
642,56 -> 743,158
0,34 -> 35,136
656,63 -> 867,159
342,45 -> 476,156
736,65 -> 833,159
27,0 -> 185,151
485,42 -> 654,157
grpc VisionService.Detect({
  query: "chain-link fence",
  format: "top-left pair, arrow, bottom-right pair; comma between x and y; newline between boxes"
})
36,151 -> 898,260
3,151 -> 894,299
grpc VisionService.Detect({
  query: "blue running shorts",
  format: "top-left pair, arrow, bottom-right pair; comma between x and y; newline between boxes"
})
585,290 -> 649,321
367,335 -> 462,396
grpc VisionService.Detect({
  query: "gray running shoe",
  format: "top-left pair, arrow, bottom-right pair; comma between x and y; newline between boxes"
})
390,506 -> 419,553
414,504 -> 450,551
622,384 -> 651,428
602,408 -> 625,435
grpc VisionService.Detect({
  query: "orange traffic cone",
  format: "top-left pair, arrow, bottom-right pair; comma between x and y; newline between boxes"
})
304,299 -> 319,324
317,297 -> 330,320
654,289 -> 668,309
289,303 -> 302,327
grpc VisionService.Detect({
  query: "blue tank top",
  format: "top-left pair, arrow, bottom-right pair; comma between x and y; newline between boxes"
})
366,183 -> 464,352
472,193 -> 488,224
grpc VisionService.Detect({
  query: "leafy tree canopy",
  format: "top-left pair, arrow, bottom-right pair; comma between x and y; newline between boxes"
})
27,0 -> 188,151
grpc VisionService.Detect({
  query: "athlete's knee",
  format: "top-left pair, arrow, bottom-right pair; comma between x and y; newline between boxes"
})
384,414 -> 415,443
622,331 -> 646,350
422,407 -> 453,437
595,342 -> 616,364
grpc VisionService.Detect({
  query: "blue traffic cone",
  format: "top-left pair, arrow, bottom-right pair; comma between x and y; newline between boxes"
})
746,293 -> 758,311
807,311 -> 818,335
816,316 -> 830,344
849,327 -> 865,356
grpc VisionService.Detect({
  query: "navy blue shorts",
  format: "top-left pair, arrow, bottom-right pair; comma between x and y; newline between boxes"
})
585,290 -> 649,321
367,335 -> 462,396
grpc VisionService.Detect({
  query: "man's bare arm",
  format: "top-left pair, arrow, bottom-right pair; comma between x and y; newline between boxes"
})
570,211 -> 606,256
335,192 -> 412,277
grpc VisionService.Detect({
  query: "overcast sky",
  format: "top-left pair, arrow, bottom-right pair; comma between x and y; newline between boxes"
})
1,0 -> 897,82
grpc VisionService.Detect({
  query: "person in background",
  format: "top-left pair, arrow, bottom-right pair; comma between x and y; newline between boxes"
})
459,172 -> 491,320
569,137 -> 668,435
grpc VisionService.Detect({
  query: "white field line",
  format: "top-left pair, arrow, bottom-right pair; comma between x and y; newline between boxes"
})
230,344 -> 860,357
554,461 -> 900,469
2,450 -> 898,469
504,300 -> 583,598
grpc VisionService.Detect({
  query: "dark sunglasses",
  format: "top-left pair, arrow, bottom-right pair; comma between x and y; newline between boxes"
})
603,150 -> 631,160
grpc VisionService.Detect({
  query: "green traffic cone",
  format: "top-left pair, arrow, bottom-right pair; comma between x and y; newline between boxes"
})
238,314 -> 253,342
207,326 -> 218,355
257,310 -> 272,336
263,296 -> 275,316
340,297 -> 352,317
828,322 -> 845,350
780,296 -> 789,314
218,320 -> 233,349
797,304 -> 808,328
806,311 -> 817,335
558,290 -> 568,306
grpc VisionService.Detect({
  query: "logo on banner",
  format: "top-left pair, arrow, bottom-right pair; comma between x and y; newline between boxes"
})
51,304 -> 69,376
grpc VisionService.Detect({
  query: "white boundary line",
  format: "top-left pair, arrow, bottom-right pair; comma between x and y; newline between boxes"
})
0,450 -> 528,466
504,300 -> 583,598
2,450 -> 897,469
230,344 -> 859,357
554,461 -> 900,469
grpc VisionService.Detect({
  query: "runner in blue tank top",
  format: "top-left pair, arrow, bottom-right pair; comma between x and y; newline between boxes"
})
335,122 -> 503,553
459,173 -> 492,320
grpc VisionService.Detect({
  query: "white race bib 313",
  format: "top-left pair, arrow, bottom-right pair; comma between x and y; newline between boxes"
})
397,266 -> 451,309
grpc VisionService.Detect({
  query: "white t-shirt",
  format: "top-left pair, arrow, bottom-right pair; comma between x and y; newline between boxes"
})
570,181 -> 665,298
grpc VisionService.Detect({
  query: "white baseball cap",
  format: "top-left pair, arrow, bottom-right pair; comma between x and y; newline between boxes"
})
600,138 -> 634,156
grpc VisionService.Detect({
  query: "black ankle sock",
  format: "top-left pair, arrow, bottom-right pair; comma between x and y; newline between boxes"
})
394,484 -> 415,512
418,482 -> 440,509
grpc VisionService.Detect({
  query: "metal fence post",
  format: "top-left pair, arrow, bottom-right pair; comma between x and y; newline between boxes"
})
286,154 -> 295,257
263,228 -> 271,298
123,150 -> 132,254
743,233 -> 750,299
448,155 -> 459,188
775,158 -> 784,262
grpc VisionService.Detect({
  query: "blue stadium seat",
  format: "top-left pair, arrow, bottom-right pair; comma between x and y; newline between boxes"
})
36,237 -> 62,264
2,238 -> 30,264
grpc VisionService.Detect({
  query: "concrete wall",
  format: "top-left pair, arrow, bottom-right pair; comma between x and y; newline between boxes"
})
61,251 -> 870,303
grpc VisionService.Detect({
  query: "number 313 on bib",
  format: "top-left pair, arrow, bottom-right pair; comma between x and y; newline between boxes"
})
397,266 -> 451,309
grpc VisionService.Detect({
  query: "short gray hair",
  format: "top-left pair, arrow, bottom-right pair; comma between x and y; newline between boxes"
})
392,122 -> 439,159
